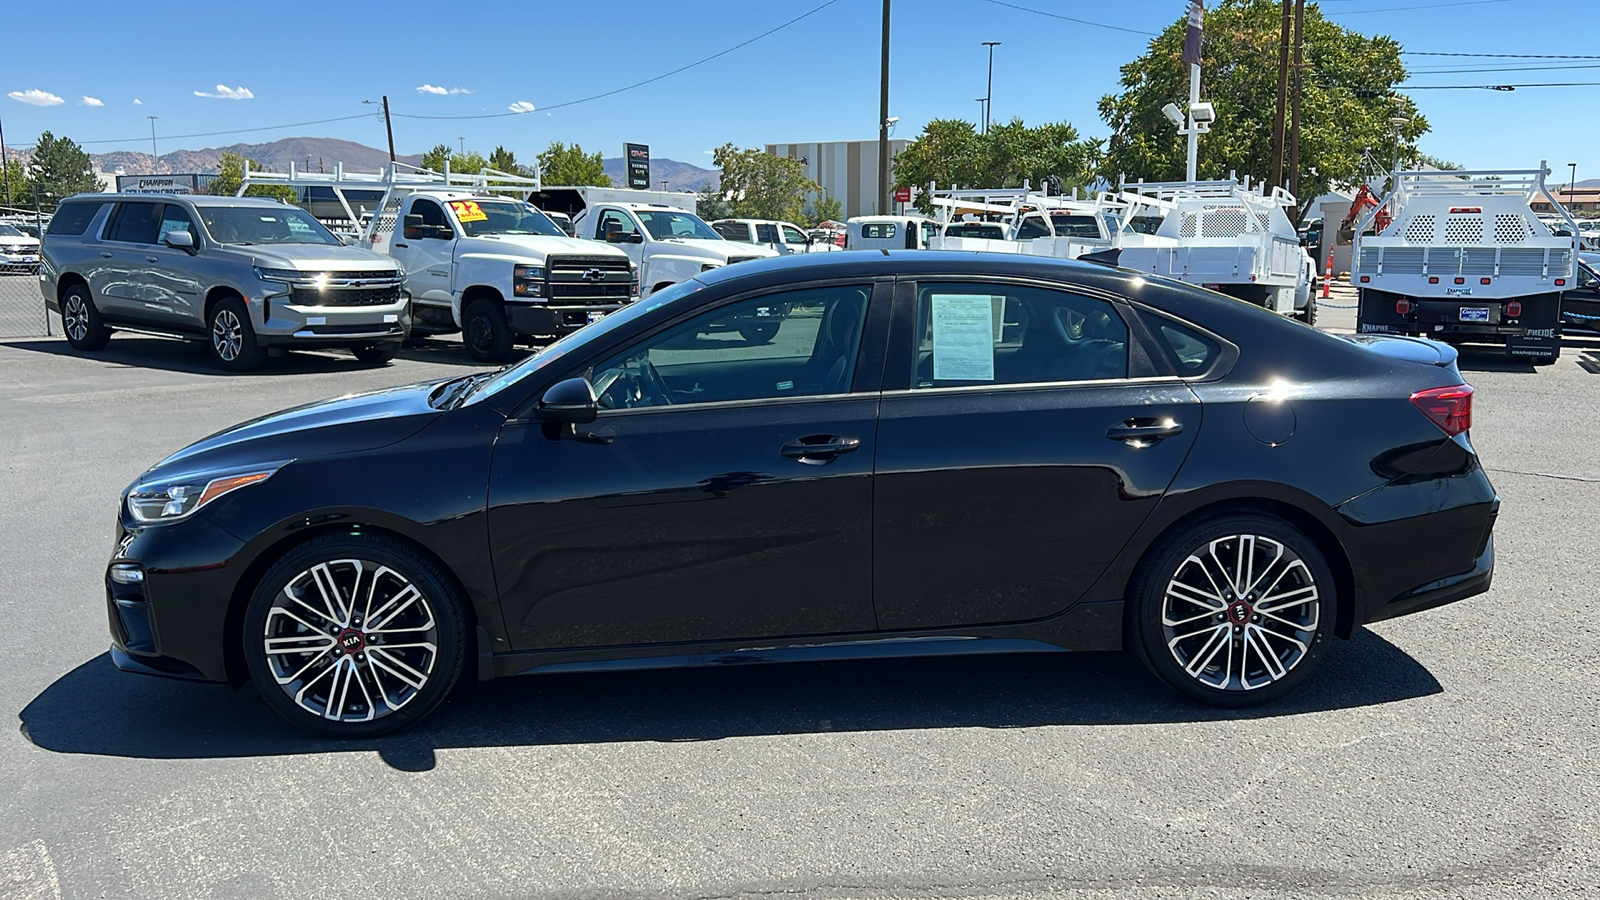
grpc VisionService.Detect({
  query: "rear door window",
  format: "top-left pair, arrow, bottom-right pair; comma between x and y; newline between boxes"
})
911,283 -> 1129,388
105,203 -> 162,245
47,201 -> 109,237
713,221 -> 751,241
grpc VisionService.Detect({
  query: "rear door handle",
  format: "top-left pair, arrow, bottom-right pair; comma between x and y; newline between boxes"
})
145,256 -> 160,263
393,242 -> 409,248
1106,418 -> 1183,445
99,252 -> 113,258
781,435 -> 861,463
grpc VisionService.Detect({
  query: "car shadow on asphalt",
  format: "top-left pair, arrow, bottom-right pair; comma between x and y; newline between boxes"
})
0,336 -> 406,376
19,629 -> 1441,771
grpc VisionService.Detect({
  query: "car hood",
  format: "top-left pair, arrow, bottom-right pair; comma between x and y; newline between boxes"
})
654,238 -> 777,261
247,244 -> 400,272
459,234 -> 629,259
148,379 -> 448,478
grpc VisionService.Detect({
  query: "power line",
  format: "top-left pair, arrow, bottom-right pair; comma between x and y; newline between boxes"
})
1404,51 -> 1600,59
1406,62 -> 1600,74
979,0 -> 1155,37
392,0 -> 845,122
1404,81 -> 1600,90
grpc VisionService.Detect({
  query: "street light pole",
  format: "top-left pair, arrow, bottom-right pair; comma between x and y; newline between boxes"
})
982,41 -> 1001,135
147,116 -> 159,174
1569,162 -> 1577,212
977,98 -> 987,127
0,108 -> 10,207
877,0 -> 892,216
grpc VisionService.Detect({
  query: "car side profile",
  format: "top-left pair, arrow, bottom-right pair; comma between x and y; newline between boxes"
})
42,194 -> 410,370
105,252 -> 1497,735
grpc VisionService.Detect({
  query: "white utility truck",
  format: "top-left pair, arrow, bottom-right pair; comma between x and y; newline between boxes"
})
242,163 -> 638,363
567,202 -> 776,297
1351,163 -> 1574,365
845,215 -> 940,251
1105,178 -> 1316,322
926,187 -> 1114,259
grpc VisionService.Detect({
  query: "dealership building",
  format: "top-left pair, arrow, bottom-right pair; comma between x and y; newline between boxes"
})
765,139 -> 910,219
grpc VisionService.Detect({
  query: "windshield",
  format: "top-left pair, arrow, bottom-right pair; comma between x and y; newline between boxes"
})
198,206 -> 342,246
449,199 -> 565,238
0,224 -> 26,238
637,210 -> 721,241
468,280 -> 706,403
1124,214 -> 1167,235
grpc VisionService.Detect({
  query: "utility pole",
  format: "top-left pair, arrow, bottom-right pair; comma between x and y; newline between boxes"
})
147,116 -> 159,174
982,41 -> 1001,135
1288,0 -> 1305,205
877,0 -> 892,216
1270,0 -> 1291,189
0,108 -> 10,207
458,137 -> 465,156
1569,162 -> 1578,210
977,98 -> 988,127
382,96 -> 396,163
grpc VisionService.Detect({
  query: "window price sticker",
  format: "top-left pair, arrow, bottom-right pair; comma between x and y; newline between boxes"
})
449,200 -> 488,223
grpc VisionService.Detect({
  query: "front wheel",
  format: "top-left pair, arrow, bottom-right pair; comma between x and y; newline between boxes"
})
463,298 -> 515,364
1295,299 -> 1319,327
242,533 -> 467,737
1128,513 -> 1335,707
208,297 -> 265,371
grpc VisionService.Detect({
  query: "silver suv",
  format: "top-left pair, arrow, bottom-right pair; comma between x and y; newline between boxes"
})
41,194 -> 410,371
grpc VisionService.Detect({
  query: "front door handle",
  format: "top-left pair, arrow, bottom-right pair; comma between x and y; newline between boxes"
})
781,434 -> 861,463
145,256 -> 160,263
1106,418 -> 1183,445
393,242 -> 409,249
99,251 -> 113,258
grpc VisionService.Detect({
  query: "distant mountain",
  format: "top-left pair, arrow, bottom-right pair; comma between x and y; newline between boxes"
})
601,156 -> 719,191
87,137 -> 425,177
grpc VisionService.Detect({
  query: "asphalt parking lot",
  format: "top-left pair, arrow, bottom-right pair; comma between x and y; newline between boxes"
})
3,302 -> 1598,899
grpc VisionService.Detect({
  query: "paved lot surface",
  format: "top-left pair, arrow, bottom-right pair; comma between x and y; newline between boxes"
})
3,311 -> 1599,899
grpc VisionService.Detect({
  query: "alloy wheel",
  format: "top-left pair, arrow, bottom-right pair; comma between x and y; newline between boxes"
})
212,309 -> 244,361
261,559 -> 439,723
64,295 -> 89,342
1161,534 -> 1320,692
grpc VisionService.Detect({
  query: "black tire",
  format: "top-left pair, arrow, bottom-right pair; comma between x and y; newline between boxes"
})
1296,298 -> 1319,327
463,298 -> 515,364
739,323 -> 779,344
208,296 -> 265,372
60,284 -> 111,351
352,343 -> 399,365
242,532 -> 467,737
1127,512 -> 1335,707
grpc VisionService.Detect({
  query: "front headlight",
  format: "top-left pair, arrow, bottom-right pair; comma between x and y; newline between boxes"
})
253,266 -> 301,283
125,461 -> 288,524
513,264 -> 544,299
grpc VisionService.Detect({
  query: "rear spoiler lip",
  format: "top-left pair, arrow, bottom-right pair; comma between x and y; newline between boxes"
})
1337,333 -> 1461,371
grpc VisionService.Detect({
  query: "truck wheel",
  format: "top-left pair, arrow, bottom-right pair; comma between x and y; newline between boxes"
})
352,344 -> 399,365
1295,300 -> 1319,327
61,284 -> 111,351
739,323 -> 779,344
208,297 -> 265,372
463,298 -> 515,364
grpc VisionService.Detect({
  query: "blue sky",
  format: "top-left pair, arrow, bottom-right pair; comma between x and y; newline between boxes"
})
3,0 -> 1594,180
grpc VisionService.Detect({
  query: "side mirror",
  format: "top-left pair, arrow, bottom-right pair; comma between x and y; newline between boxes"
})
536,377 -> 598,424
625,231 -> 644,244
164,230 -> 196,253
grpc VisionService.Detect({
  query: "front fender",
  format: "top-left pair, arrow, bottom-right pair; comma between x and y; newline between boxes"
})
642,253 -> 712,292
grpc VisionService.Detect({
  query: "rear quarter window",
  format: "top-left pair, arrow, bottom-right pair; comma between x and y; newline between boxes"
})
1139,310 -> 1221,376
47,202 -> 109,237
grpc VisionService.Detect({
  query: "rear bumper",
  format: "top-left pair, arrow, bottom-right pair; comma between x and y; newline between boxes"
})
1357,289 -> 1561,355
1370,533 -> 1494,625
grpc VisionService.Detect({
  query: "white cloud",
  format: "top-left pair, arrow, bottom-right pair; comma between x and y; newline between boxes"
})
8,89 -> 64,107
416,84 -> 472,95
80,96 -> 103,107
507,101 -> 536,114
193,85 -> 254,100
133,98 -> 142,105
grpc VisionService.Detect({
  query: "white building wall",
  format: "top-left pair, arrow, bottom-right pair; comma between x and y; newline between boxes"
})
765,139 -> 910,219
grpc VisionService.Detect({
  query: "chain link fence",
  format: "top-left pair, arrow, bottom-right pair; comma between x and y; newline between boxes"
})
0,203 -> 52,338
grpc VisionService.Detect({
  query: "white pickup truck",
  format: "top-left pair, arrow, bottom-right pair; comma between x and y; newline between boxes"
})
572,202 -> 776,297
241,164 -> 639,363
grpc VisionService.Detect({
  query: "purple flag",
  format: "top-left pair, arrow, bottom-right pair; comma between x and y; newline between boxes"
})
1181,0 -> 1204,66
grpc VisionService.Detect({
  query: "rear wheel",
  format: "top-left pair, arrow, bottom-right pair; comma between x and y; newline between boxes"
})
463,298 -> 514,364
242,533 -> 467,737
208,297 -> 264,371
61,284 -> 111,351
1295,299 -> 1319,327
1129,513 -> 1334,707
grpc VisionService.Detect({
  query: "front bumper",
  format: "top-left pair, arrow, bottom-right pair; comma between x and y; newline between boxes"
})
105,513 -> 247,684
256,289 -> 412,349
506,302 -> 628,338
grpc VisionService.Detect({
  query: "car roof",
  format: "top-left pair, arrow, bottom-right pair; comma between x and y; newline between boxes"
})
693,249 -> 1129,290
62,193 -> 294,208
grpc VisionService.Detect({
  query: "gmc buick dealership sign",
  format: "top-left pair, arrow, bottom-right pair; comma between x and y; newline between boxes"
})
625,143 -> 650,190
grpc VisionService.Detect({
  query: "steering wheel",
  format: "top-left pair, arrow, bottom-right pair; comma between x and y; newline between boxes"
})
593,354 -> 674,409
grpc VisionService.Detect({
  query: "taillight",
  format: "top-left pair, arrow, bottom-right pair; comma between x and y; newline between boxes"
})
1480,277 -> 1492,285
1454,277 -> 1466,284
1555,278 -> 1567,286
1506,300 -> 1522,317
1396,299 -> 1412,314
1360,276 -> 1371,283
1411,384 -> 1473,437
1428,276 -> 1439,284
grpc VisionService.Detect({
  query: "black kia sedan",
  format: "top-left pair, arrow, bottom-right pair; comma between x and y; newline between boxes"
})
107,252 -> 1498,735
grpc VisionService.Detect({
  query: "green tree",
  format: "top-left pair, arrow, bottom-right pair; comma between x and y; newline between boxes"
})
537,142 -> 611,186
0,158 -> 30,211
806,192 -> 844,225
695,180 -> 732,221
23,132 -> 99,210
488,145 -> 523,175
207,152 -> 297,203
712,144 -> 819,222
420,145 -> 487,175
891,118 -> 1100,213
1098,0 -> 1423,217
